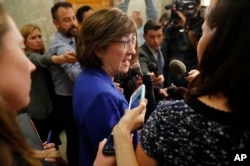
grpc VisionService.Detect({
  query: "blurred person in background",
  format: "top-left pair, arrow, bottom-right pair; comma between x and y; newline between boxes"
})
47,2 -> 82,165
76,5 -> 93,28
20,23 -> 77,145
0,3 -> 60,165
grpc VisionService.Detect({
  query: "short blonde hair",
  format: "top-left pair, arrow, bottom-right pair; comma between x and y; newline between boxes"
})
20,23 -> 44,54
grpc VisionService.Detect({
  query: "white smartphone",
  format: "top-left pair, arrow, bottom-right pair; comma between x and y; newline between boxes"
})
128,84 -> 145,110
102,84 -> 146,155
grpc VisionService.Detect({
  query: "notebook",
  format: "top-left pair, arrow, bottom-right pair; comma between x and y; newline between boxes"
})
16,112 -> 44,150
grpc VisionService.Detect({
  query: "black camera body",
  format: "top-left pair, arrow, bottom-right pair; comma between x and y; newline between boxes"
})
166,0 -> 196,21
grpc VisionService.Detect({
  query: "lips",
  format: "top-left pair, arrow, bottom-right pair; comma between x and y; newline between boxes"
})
122,59 -> 130,67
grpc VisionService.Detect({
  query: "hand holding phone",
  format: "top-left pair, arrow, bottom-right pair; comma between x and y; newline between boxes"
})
102,133 -> 115,155
128,84 -> 145,110
102,84 -> 146,155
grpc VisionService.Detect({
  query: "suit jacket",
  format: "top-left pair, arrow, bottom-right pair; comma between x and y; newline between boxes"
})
139,41 -> 168,87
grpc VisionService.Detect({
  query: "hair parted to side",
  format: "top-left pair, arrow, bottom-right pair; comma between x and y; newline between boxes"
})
143,20 -> 162,35
186,0 -> 250,115
76,8 -> 137,68
20,23 -> 45,54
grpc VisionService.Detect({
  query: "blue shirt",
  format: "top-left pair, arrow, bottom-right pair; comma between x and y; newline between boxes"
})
46,32 -> 82,96
73,67 -> 138,166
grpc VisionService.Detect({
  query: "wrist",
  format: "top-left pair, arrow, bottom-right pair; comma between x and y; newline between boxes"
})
114,123 -> 130,134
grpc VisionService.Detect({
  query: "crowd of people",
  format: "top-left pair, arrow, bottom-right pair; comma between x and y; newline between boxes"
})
0,0 -> 249,166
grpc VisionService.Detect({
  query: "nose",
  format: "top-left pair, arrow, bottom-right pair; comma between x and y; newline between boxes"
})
154,37 -> 159,43
36,37 -> 42,43
70,18 -> 77,26
127,42 -> 136,55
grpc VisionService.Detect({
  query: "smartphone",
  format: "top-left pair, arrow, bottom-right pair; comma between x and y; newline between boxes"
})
128,84 -> 145,110
102,132 -> 115,155
102,84 -> 146,155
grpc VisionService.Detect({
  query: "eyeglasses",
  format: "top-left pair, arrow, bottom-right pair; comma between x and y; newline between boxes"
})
113,36 -> 135,49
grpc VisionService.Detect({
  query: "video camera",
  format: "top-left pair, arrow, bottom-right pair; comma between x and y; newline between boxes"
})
165,0 -> 197,21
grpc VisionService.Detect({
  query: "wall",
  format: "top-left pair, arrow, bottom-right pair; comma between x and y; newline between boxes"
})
125,0 -> 171,21
1,0 -> 172,49
2,0 -> 56,49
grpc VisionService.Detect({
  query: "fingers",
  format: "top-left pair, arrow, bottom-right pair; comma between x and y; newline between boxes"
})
43,142 -> 56,149
94,139 -> 116,166
33,148 -> 60,159
65,50 -> 75,55
99,138 -> 107,148
114,82 -> 124,94
138,99 -> 147,123
126,99 -> 147,129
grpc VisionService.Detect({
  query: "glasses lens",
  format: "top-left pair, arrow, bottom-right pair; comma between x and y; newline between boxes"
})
124,38 -> 133,49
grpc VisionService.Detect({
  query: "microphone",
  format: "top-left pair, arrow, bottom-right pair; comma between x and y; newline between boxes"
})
169,59 -> 189,77
120,62 -> 142,87
142,73 -> 156,121
148,62 -> 159,77
166,84 -> 187,99
131,62 -> 143,77
174,86 -> 187,99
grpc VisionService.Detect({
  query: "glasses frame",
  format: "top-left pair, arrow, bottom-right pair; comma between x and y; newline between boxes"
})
112,36 -> 135,49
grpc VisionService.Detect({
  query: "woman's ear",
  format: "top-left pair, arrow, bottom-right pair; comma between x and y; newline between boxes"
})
95,48 -> 103,58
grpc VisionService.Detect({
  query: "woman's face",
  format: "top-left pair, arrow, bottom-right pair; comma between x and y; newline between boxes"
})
0,16 -> 35,112
25,28 -> 44,53
97,33 -> 136,77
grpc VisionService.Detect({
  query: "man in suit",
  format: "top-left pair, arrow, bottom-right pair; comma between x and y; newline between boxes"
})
139,20 -> 168,88
139,20 -> 168,120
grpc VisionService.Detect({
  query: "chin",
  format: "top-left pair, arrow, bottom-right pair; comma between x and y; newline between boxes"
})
120,68 -> 129,74
18,97 -> 30,112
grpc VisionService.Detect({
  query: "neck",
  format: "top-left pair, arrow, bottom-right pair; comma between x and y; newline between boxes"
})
198,93 -> 232,113
102,66 -> 114,81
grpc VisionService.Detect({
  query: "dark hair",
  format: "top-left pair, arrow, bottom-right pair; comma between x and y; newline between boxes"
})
76,5 -> 92,23
143,20 -> 162,35
51,1 -> 72,20
77,8 -> 137,68
0,3 -> 8,46
186,0 -> 250,115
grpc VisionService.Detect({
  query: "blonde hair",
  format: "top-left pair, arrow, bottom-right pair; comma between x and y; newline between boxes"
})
20,23 -> 45,54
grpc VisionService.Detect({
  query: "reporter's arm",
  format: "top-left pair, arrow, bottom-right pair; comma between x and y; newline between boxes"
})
112,125 -> 138,166
113,99 -> 147,166
51,51 -> 77,64
135,143 -> 158,166
94,100 -> 147,166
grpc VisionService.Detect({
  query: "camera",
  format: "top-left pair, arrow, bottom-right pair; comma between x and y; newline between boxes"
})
165,0 -> 197,21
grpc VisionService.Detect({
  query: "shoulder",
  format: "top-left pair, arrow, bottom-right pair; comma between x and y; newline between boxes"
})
48,33 -> 73,55
139,44 -> 152,56
147,99 -> 192,125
